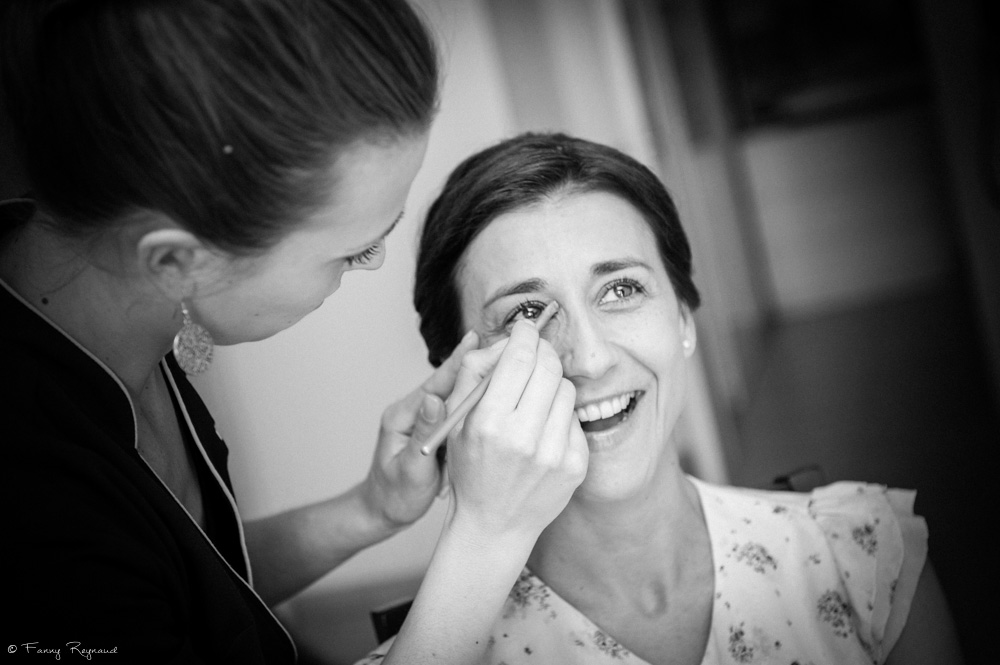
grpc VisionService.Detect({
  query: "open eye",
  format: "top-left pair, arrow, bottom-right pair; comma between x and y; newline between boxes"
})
503,300 -> 548,328
599,278 -> 644,304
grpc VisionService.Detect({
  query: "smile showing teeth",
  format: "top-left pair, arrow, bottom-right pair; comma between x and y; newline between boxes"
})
575,392 -> 638,433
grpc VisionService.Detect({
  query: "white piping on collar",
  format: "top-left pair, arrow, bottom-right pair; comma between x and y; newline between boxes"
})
161,361 -> 255,583
161,363 -> 298,656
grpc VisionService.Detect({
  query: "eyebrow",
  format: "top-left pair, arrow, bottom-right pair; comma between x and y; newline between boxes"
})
591,258 -> 652,276
483,278 -> 548,309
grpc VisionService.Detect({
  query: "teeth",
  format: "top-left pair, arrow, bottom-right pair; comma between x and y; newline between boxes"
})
576,392 -> 635,423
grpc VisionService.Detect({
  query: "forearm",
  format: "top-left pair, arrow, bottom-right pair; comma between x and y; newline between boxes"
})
381,514 -> 535,665
244,481 -> 400,606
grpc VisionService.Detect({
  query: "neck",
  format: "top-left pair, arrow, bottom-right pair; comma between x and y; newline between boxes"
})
528,456 -> 708,588
0,220 -> 178,397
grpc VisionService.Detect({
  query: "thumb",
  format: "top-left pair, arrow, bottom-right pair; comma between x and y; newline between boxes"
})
413,394 -> 451,498
411,393 -> 445,450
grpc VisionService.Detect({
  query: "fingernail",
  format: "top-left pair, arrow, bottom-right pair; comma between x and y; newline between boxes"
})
420,394 -> 442,421
460,329 -> 477,346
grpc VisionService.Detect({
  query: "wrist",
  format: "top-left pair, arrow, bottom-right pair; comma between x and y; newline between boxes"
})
442,506 -> 539,564
356,478 -> 409,540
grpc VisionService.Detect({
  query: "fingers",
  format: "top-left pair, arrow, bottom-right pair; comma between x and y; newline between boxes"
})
539,378 -> 589,478
407,393 -> 450,475
445,371 -> 588,542
411,393 -> 445,448
479,319 -> 544,414
421,330 -> 480,399
448,336 -> 508,412
420,377 -> 490,458
380,331 -> 480,437
434,321 -> 549,457
509,339 -> 565,438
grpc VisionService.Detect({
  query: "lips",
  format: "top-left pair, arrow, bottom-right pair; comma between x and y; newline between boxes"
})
575,391 -> 641,433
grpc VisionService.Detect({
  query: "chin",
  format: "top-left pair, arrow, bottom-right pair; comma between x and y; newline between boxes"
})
218,320 -> 291,345
575,469 -> 646,504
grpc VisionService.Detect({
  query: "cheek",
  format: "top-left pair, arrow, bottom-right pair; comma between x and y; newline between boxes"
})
295,260 -> 346,299
632,316 -> 687,380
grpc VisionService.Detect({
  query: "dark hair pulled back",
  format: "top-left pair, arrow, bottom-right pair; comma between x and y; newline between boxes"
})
414,132 -> 701,368
0,0 -> 439,253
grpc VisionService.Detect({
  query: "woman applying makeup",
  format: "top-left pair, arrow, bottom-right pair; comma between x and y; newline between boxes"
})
1,2 -> 586,662
359,132 -> 963,664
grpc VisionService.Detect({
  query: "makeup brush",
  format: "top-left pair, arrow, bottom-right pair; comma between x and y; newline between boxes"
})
420,300 -> 560,457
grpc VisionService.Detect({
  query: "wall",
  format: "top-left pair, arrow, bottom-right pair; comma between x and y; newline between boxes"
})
0,99 -> 28,198
741,105 -> 956,318
916,0 -> 1000,409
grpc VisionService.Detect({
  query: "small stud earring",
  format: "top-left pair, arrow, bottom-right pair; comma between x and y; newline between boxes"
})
682,339 -> 693,351
172,301 -> 214,375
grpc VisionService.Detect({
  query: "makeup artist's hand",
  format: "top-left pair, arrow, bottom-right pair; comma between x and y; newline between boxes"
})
444,319 -> 589,542
361,330 -> 480,530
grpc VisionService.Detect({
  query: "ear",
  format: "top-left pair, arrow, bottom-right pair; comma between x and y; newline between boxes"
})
680,305 -> 697,357
135,227 -> 216,300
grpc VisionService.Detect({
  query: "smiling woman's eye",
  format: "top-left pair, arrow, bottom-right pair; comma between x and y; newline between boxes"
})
502,300 -> 548,328
346,241 -> 384,267
599,278 -> 645,304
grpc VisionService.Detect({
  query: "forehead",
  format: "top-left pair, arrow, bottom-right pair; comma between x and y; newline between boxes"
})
299,134 -> 428,247
458,190 -> 661,297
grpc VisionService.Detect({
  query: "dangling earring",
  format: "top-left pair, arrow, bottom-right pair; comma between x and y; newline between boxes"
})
173,301 -> 214,375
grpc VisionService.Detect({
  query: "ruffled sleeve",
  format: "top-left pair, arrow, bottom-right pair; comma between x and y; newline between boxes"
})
807,482 -> 928,663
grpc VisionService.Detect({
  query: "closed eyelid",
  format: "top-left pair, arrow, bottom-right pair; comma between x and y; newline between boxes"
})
346,240 -> 384,266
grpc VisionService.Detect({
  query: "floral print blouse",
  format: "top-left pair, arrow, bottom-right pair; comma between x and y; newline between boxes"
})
355,478 -> 927,665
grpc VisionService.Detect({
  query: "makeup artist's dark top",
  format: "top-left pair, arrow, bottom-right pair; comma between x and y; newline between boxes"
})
2,202 -> 296,663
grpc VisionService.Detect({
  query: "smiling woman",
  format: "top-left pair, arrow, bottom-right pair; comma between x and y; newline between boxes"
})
456,190 -> 695,488
356,132 -> 965,665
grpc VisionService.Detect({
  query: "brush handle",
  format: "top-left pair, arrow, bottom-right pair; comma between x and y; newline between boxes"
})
419,301 -> 559,457
419,368 -> 493,456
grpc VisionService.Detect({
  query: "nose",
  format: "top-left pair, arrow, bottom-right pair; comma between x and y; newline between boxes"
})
553,309 -> 615,382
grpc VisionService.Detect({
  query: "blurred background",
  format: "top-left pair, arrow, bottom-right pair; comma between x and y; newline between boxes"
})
2,0 -> 996,662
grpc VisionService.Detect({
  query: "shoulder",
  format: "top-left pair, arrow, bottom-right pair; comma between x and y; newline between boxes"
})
7,432 -> 192,645
8,425 -> 181,568
694,477 -> 929,662
693,476 -> 925,543
804,482 -> 930,662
